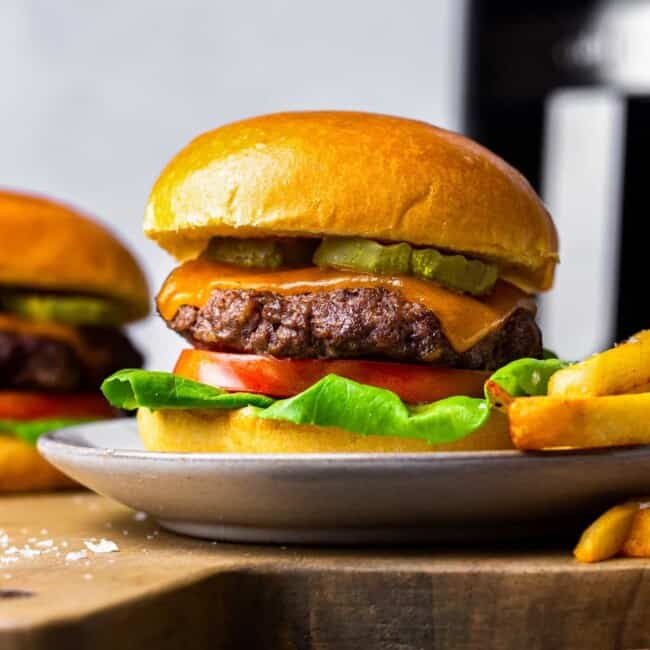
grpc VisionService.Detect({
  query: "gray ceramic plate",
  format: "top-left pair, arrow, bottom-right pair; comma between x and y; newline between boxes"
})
38,420 -> 650,544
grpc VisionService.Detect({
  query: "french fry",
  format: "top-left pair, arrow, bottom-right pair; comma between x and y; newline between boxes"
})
627,381 -> 650,394
622,504 -> 650,558
574,501 -> 640,563
484,379 -> 514,413
548,330 -> 650,398
509,393 -> 650,450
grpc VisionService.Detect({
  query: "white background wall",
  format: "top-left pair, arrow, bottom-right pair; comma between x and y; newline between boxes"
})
0,0 -> 467,369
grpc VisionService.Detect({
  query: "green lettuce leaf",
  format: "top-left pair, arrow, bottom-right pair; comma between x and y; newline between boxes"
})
254,374 -> 489,444
102,370 -> 488,444
101,356 -> 570,445
486,357 -> 570,401
0,418 -> 98,445
101,369 -> 274,410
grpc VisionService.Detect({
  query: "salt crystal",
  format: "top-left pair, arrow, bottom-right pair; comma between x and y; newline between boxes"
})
19,548 -> 40,558
61,541 -> 69,548
122,530 -> 129,536
65,550 -> 87,562
133,511 -> 147,522
36,540 -> 53,548
40,529 -> 48,535
83,573 -> 93,580
0,557 -> 17,565
27,537 -> 37,543
84,539 -> 119,554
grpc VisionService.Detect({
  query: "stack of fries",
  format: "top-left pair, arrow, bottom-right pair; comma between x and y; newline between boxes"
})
509,330 -> 650,450
503,330 -> 650,561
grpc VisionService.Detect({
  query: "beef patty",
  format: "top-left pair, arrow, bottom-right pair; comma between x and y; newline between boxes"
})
0,327 -> 143,392
166,288 -> 542,371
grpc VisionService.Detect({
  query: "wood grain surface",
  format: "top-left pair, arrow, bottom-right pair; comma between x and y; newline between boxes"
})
1,492 -> 649,650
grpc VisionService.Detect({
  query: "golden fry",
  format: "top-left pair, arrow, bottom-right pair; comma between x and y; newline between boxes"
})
549,330 -> 650,398
484,379 -> 513,413
574,501 -> 640,563
622,504 -> 650,558
627,381 -> 650,394
509,393 -> 650,450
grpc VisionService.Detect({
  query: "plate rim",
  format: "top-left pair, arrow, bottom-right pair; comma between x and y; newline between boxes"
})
37,419 -> 650,466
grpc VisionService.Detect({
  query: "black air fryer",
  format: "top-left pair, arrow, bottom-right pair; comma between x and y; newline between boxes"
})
465,0 -> 650,359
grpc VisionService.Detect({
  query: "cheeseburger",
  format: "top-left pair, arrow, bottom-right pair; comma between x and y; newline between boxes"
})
0,190 -> 147,490
102,111 -> 558,453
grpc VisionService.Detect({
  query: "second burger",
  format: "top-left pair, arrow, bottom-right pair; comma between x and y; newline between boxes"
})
0,190 -> 148,490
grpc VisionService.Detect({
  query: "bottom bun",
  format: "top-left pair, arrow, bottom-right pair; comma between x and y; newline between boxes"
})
138,407 -> 512,453
0,437 -> 77,493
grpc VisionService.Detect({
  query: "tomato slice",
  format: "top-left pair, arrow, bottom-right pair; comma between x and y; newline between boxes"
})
0,392 -> 115,421
174,350 -> 489,404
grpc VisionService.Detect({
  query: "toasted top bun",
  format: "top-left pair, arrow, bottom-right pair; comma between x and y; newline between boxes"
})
0,189 -> 149,321
145,111 -> 558,292
137,407 -> 512,454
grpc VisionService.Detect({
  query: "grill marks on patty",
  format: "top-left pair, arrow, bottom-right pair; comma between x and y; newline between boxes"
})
0,327 -> 143,393
167,288 -> 542,371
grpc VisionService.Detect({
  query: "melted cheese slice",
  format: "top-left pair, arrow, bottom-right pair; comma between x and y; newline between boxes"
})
0,314 -> 94,365
157,260 -> 536,353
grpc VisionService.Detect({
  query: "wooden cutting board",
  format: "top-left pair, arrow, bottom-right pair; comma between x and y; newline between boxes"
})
1,492 -> 650,650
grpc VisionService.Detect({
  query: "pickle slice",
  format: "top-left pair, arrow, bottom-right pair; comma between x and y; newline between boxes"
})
313,237 -> 498,295
411,248 -> 498,295
313,238 -> 411,274
1,294 -> 126,325
204,238 -> 316,269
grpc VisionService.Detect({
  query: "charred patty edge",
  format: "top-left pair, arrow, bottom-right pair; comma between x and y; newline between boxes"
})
0,327 -> 143,393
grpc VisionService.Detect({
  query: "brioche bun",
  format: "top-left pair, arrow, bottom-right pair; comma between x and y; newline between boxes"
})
144,111 -> 557,293
0,189 -> 149,321
0,437 -> 76,492
137,407 -> 512,453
